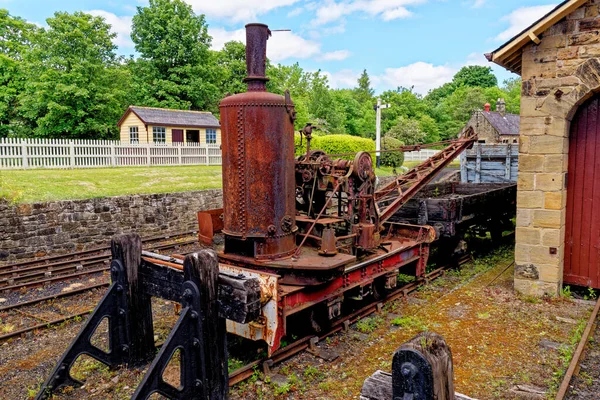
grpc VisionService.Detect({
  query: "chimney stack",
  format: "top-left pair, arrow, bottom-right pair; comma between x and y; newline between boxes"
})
496,98 -> 506,116
484,103 -> 491,112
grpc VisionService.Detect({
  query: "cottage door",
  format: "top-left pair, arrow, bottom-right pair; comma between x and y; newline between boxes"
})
565,95 -> 600,288
172,129 -> 184,143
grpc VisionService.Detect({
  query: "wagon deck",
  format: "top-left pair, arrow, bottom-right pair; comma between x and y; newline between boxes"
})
390,182 -> 517,240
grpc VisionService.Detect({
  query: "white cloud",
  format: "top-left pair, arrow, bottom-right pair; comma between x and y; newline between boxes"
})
287,7 -> 304,17
465,52 -> 489,66
87,10 -> 133,48
208,27 -> 325,62
185,0 -> 300,22
378,62 -> 457,94
495,4 -> 557,42
314,0 -> 425,25
322,69 -> 362,88
308,23 -> 346,39
318,50 -> 351,61
472,0 -> 486,8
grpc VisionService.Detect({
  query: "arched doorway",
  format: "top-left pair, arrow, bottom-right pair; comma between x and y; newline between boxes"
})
565,95 -> 600,288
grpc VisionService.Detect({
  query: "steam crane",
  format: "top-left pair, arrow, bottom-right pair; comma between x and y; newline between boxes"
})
195,23 -> 477,353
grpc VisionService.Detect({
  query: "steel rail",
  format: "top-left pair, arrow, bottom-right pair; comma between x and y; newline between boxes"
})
0,230 -> 198,273
555,296 -> 600,400
0,238 -> 198,292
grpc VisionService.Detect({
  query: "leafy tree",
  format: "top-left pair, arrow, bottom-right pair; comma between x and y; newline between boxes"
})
0,10 -> 38,137
380,136 -> 404,168
214,41 -> 246,96
354,69 -> 374,104
386,116 -> 427,145
130,0 -> 219,111
418,114 -> 441,143
452,66 -> 498,88
18,11 -> 129,139
0,9 -> 37,59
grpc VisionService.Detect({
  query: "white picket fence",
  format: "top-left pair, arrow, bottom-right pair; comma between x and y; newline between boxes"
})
0,138 -> 222,169
403,149 -> 440,162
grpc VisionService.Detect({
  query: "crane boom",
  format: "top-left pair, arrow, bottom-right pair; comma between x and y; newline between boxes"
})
375,127 -> 477,224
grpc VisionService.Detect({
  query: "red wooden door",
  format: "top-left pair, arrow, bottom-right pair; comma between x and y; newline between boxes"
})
565,96 -> 600,288
172,129 -> 184,143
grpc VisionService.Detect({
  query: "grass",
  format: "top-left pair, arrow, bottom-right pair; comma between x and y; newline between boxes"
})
0,165 -> 224,203
0,165 -> 402,203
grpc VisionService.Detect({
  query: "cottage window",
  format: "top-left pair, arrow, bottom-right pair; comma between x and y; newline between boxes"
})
153,127 -> 166,144
129,126 -> 139,144
206,129 -> 217,144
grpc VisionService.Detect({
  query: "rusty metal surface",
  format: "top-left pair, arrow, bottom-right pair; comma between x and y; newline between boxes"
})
197,209 -> 223,245
219,263 -> 281,354
375,127 -> 477,224
219,23 -> 297,261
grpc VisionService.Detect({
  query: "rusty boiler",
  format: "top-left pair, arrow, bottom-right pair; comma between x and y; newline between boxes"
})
220,23 -> 297,261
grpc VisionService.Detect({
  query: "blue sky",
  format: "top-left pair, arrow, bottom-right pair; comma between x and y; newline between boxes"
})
2,0 -> 560,94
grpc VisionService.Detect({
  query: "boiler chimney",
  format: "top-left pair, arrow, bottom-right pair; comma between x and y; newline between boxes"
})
244,23 -> 271,91
484,103 -> 491,112
496,98 -> 506,116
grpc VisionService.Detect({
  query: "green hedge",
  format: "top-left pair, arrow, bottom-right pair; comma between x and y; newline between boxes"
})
294,134 -> 375,161
380,136 -> 405,168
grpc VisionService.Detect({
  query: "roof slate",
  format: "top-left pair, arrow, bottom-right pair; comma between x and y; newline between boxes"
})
124,106 -> 220,128
482,112 -> 520,136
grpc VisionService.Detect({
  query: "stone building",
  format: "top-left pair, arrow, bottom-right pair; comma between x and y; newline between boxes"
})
487,0 -> 600,295
464,99 -> 520,144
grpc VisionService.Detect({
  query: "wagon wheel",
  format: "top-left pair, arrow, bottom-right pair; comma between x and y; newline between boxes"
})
353,151 -> 373,181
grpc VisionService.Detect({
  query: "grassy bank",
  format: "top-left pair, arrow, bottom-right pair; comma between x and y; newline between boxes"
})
0,165 -> 398,203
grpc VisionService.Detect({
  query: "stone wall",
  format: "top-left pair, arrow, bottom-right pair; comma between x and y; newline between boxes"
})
516,0 -> 600,295
0,190 -> 223,263
466,111 -> 499,143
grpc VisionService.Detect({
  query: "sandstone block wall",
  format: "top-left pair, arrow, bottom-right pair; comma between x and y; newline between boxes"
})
0,190 -> 223,263
516,0 -> 600,295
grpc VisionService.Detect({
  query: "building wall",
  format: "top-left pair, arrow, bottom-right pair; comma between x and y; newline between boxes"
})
146,125 -> 222,145
516,0 -> 600,296
465,112 -> 500,143
119,113 -> 149,144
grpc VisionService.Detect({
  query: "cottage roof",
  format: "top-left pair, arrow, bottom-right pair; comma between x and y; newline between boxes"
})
485,0 -> 587,75
482,112 -> 520,136
118,106 -> 220,129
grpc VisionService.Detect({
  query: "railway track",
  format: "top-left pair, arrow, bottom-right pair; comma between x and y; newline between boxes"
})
228,253 -> 472,386
0,231 -> 198,292
556,296 -> 600,400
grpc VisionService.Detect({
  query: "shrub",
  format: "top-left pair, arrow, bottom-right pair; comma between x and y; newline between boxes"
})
380,136 -> 405,168
294,133 -> 376,161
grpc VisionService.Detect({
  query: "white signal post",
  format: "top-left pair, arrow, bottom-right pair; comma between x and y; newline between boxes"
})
375,98 -> 391,168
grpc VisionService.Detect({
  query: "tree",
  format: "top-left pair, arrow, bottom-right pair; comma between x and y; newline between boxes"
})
18,11 -> 129,138
130,0 -> 219,111
354,69 -> 374,104
452,66 -> 498,88
386,116 -> 427,145
214,41 -> 246,96
0,10 -> 38,136
380,136 -> 404,168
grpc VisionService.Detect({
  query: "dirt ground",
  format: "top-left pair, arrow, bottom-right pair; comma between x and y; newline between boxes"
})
0,246 -> 593,400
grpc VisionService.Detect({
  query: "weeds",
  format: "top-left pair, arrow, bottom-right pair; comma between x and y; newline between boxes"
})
355,316 -> 383,334
547,318 -> 587,397
390,315 -> 427,331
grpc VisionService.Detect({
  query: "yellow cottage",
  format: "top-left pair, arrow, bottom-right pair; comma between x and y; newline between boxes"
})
117,106 -> 221,145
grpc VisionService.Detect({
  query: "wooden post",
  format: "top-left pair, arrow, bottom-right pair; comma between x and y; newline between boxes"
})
460,152 -> 467,183
361,332 -> 455,400
21,141 -> 28,169
505,143 -> 512,181
111,234 -> 155,366
393,332 -> 454,400
475,144 -> 481,184
184,250 -> 228,398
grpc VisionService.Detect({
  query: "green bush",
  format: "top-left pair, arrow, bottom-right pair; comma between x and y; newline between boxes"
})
380,136 -> 405,168
294,133 -> 375,161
